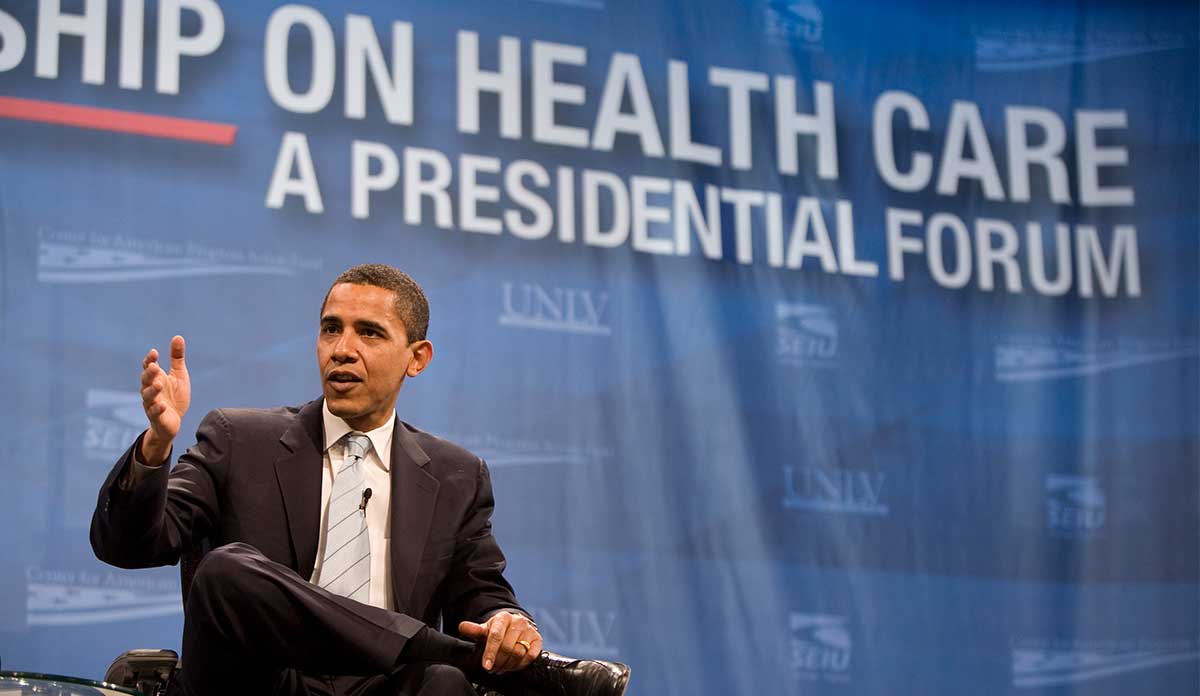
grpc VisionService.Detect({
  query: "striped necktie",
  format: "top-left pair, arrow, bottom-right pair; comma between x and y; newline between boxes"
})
319,432 -> 372,602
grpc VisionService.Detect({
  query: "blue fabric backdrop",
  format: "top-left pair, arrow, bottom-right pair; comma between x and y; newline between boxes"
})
0,1 -> 1196,694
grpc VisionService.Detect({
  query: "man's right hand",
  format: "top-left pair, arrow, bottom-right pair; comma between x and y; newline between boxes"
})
139,335 -> 190,467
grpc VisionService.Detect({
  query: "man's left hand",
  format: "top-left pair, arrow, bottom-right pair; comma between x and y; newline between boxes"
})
459,611 -> 542,673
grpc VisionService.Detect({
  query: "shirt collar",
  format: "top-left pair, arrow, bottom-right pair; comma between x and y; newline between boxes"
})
321,400 -> 395,472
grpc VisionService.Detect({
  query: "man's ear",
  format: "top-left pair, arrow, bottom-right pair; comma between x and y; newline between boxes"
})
407,340 -> 434,377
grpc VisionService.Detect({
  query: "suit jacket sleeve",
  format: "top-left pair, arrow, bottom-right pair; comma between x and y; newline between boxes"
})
438,457 -> 530,629
90,409 -> 228,569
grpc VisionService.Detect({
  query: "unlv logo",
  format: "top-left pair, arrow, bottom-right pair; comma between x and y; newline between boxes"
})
783,465 -> 888,516
532,607 -> 619,659
500,282 -> 611,336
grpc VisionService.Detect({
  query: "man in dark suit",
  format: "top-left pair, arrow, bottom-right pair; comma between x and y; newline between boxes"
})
90,265 -> 629,696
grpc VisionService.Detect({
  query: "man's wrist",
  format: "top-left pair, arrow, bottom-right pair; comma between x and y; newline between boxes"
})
496,609 -> 537,633
138,430 -> 172,468
488,609 -> 535,626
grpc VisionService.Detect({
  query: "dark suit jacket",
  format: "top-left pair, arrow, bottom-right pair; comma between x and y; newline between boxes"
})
90,398 -> 526,636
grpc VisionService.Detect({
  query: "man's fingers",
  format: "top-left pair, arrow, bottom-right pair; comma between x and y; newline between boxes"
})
459,620 -> 484,636
458,621 -> 487,639
459,615 -> 539,672
511,624 -> 540,672
169,335 -> 187,373
493,615 -> 538,673
141,368 -> 166,405
493,622 -> 524,673
142,337 -> 186,376
513,632 -> 542,671
497,628 -> 540,673
141,365 -> 158,388
481,612 -> 511,671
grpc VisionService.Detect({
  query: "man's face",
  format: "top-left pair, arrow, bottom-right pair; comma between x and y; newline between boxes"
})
318,283 -> 431,431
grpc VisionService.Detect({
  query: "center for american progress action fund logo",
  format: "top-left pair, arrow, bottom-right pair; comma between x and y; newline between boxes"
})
1011,637 -> 1200,688
26,566 -> 181,627
36,227 -> 321,284
993,335 -> 1198,382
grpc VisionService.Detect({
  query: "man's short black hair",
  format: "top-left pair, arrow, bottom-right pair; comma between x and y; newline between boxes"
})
322,264 -> 430,343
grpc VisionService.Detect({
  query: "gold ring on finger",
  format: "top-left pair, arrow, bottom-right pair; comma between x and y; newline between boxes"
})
516,640 -> 532,651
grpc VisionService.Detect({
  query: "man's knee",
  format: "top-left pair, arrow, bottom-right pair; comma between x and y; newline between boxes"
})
417,664 -> 475,696
188,542 -> 262,609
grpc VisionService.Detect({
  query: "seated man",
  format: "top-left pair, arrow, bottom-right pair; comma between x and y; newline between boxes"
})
90,264 -> 629,696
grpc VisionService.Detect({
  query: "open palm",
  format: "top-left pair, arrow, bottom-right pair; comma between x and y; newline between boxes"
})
139,335 -> 190,464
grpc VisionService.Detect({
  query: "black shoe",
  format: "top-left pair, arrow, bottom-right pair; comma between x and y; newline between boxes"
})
480,650 -> 630,696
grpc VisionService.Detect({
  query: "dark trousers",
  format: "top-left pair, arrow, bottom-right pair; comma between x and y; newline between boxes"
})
181,542 -> 476,696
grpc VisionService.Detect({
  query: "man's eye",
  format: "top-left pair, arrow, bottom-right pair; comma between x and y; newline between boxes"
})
361,329 -> 379,338
321,324 -> 339,334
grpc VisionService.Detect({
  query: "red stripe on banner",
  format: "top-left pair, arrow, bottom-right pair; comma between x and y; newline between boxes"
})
0,96 -> 237,145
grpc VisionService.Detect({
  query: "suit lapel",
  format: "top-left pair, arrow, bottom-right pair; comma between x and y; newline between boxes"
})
274,400 -> 325,580
389,418 -> 438,613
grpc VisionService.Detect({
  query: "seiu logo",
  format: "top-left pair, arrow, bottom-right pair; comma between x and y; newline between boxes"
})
776,302 -> 837,366
765,1 -> 823,46
84,389 -> 145,461
500,283 -> 611,336
783,466 -> 888,516
1045,475 -> 1105,537
789,613 -> 851,681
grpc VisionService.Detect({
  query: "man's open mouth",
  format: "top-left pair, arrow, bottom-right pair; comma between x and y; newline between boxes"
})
326,372 -> 363,391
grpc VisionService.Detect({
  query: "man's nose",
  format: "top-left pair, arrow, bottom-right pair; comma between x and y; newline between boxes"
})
332,331 -> 360,361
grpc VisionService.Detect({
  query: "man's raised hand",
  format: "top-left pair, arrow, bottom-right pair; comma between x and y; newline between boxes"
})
139,335 -> 190,466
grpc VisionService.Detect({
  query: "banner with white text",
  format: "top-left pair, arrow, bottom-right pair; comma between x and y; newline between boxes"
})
0,1 -> 1196,693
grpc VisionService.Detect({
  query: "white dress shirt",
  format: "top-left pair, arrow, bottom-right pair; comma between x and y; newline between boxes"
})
127,404 -> 399,611
311,402 -> 395,610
